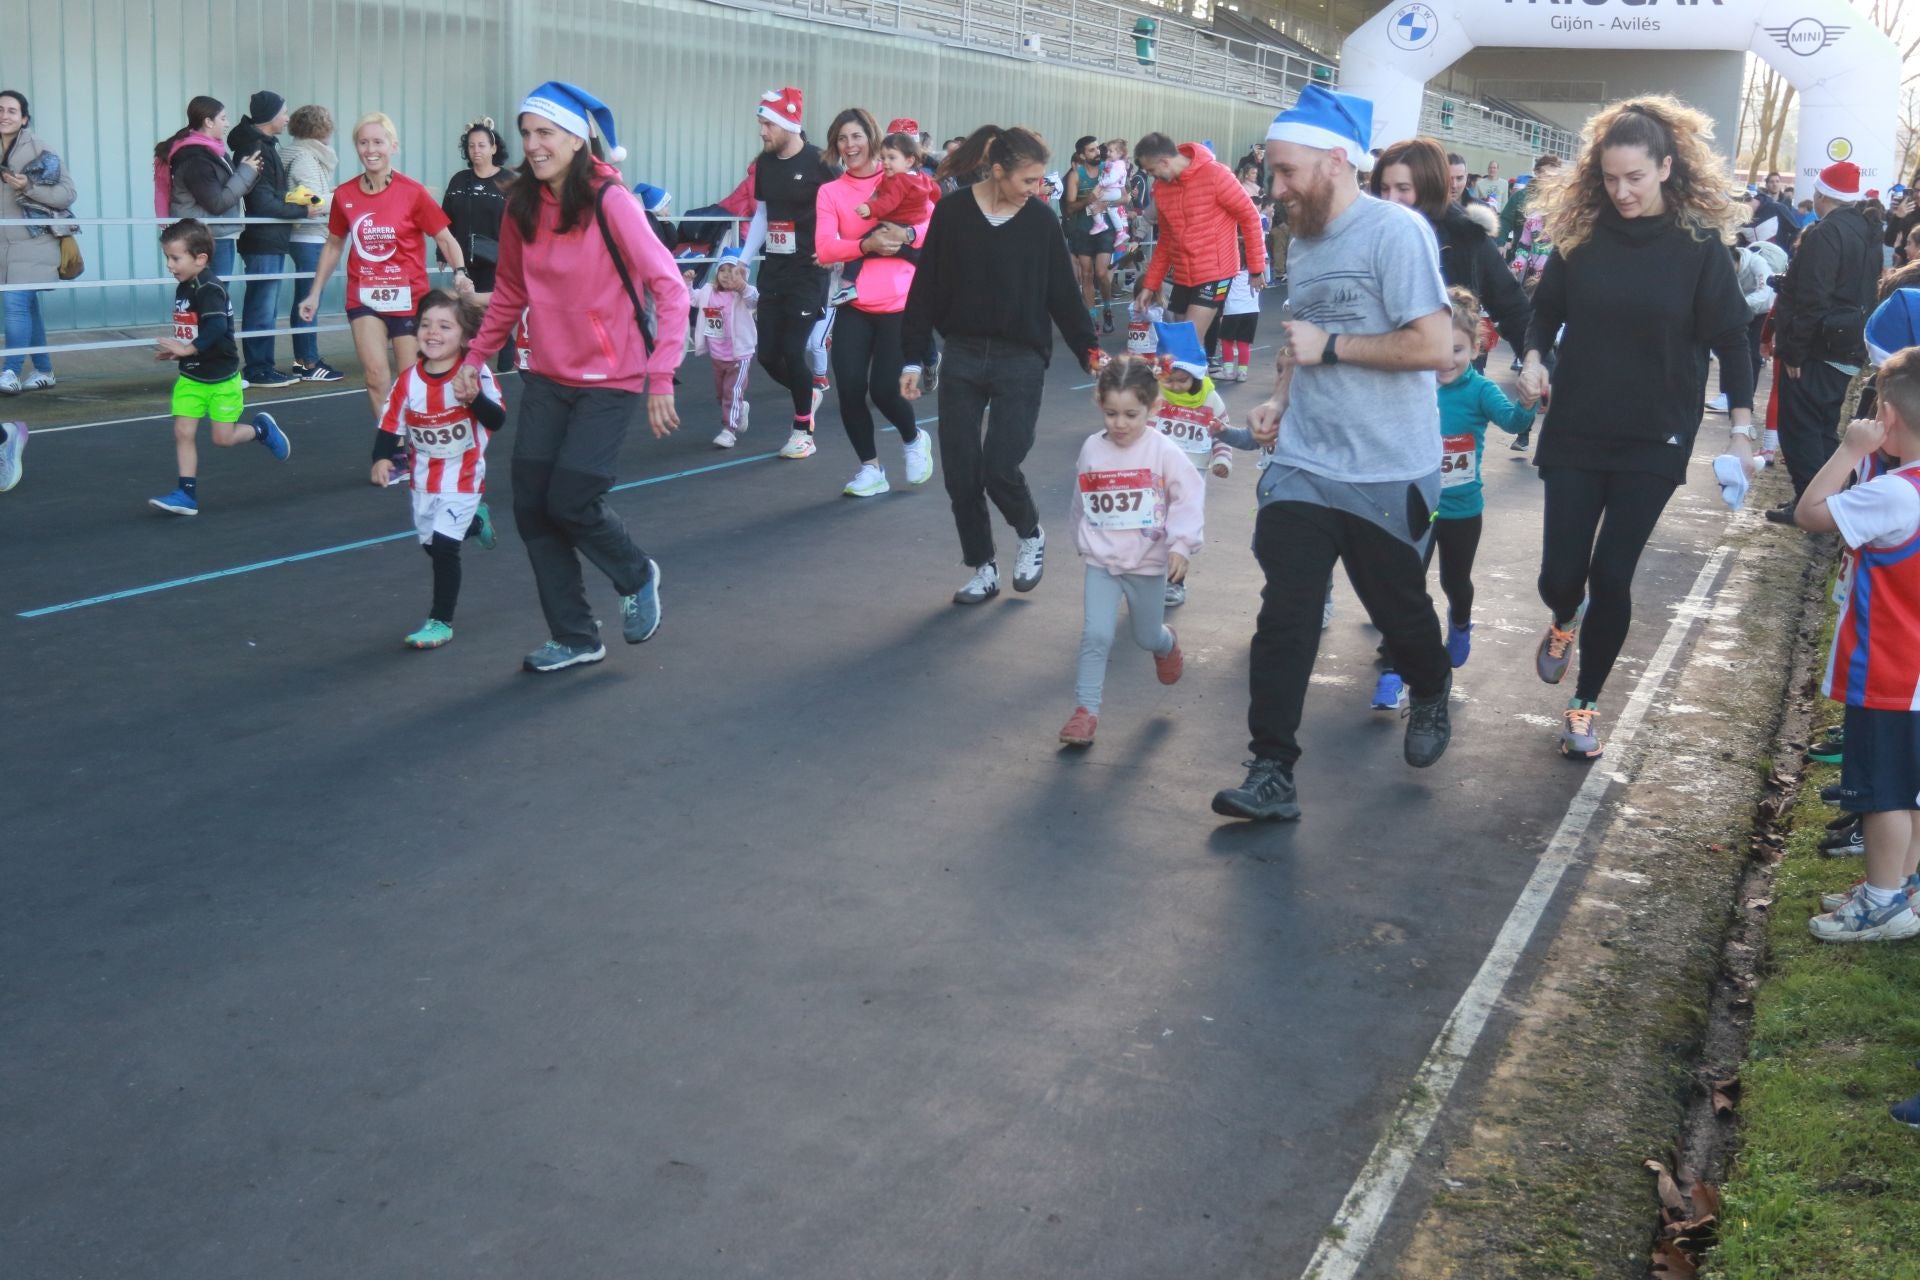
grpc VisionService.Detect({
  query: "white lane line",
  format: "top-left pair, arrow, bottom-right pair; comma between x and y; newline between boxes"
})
29,387 -> 370,434
1299,543 -> 1734,1280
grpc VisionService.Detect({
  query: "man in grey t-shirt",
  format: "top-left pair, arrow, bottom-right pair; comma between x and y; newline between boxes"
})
1212,86 -> 1457,824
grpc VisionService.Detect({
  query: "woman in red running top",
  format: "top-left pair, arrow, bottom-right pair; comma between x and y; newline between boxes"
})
299,112 -> 466,421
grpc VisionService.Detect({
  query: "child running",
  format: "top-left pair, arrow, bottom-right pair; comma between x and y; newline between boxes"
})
1149,321 -> 1232,609
829,132 -> 938,309
370,289 -> 501,650
691,247 -> 759,449
1217,266 -> 1261,382
149,218 -> 290,515
1059,355 -> 1204,748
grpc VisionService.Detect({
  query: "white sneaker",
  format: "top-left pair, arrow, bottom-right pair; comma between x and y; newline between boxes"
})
713,427 -> 739,449
0,420 -> 25,492
903,427 -> 934,485
779,428 -> 816,460
1706,392 -> 1728,412
1164,580 -> 1187,608
953,562 -> 1000,605
1013,526 -> 1045,592
0,371 -> 20,395
844,461 -> 890,498
21,371 -> 54,391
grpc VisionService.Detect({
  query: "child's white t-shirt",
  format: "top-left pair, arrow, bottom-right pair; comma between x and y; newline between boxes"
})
1828,458 -> 1920,549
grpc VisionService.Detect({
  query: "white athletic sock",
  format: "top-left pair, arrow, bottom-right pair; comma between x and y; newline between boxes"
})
1763,427 -> 1779,452
1862,883 -> 1905,908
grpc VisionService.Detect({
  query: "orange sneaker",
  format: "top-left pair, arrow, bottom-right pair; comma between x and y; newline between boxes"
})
1155,627 -> 1184,685
1059,707 -> 1098,746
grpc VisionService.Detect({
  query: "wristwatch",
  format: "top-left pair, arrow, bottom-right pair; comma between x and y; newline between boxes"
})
1323,333 -> 1340,366
1730,423 -> 1757,440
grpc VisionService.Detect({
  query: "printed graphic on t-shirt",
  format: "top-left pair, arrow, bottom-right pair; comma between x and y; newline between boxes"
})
1079,467 -> 1160,530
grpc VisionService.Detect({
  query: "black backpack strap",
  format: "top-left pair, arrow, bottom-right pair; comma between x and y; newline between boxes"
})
593,182 -> 656,358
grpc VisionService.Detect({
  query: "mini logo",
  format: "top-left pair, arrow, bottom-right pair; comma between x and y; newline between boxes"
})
1828,137 -> 1854,162
1764,18 -> 1847,56
1389,3 -> 1437,51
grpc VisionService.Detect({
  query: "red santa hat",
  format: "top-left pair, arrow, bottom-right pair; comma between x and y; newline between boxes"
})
1816,160 -> 1861,202
759,87 -> 804,133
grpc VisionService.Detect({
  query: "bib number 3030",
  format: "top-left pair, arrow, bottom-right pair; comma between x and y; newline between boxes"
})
1078,468 -> 1159,531
361,284 -> 413,314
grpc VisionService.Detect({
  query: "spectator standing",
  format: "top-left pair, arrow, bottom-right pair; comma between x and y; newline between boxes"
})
1768,160 -> 1883,522
281,105 -> 341,382
441,118 -> 514,296
1498,154 -> 1561,253
1446,152 -> 1469,206
228,91 -> 314,389
0,89 -> 76,395
1745,187 -> 1801,258
153,96 -> 261,279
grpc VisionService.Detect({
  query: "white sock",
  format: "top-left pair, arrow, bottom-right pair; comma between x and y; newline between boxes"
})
1763,427 -> 1779,452
1862,883 -> 1905,908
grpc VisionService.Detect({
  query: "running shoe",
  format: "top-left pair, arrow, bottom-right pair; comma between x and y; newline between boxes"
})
779,427 -> 816,460
1820,874 -> 1918,913
1822,783 -> 1844,804
0,420 -> 26,492
713,427 -> 738,449
811,376 -> 830,416
1371,672 -> 1407,711
829,283 -> 858,308
0,371 -> 19,395
1894,1091 -> 1920,1130
1211,454 -> 1233,479
249,368 -> 301,389
1808,892 -> 1920,943
1013,527 -> 1045,592
523,638 -> 607,672
922,355 -> 940,395
1764,501 -> 1798,525
1536,601 -> 1586,684
903,429 -> 935,486
405,619 -> 454,649
1207,358 -> 1226,380
254,412 -> 291,460
296,360 -> 346,383
149,487 -> 199,516
1806,740 -> 1844,765
1705,392 -> 1728,413
953,563 -> 1000,605
21,370 -> 54,391
1510,431 -> 1531,451
1560,699 -> 1603,759
1164,580 -> 1187,608
1235,364 -> 1251,382
1826,810 -> 1858,831
1154,628 -> 1184,685
621,559 -> 662,643
1404,674 -> 1453,768
472,502 -> 497,551
1446,620 -> 1473,668
844,462 -> 890,498
1059,706 -> 1098,746
1211,757 -> 1301,822
1102,306 -> 1115,335
1819,822 -> 1865,859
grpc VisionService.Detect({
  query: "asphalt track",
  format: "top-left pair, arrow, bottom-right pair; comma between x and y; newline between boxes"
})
1,301 -> 1740,1278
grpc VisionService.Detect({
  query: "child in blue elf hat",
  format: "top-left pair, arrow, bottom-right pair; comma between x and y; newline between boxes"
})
1150,319 -> 1235,607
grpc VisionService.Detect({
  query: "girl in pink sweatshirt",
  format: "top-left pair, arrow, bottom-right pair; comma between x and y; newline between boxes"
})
1059,356 -> 1206,747
691,248 -> 759,448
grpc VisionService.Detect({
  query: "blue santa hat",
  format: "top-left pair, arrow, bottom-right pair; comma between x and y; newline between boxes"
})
631,182 -> 671,213
715,246 -> 749,273
1867,288 -> 1920,365
1267,85 -> 1374,172
520,81 -> 627,163
1154,319 -> 1209,381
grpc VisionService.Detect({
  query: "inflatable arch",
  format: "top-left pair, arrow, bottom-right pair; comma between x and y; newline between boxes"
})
1339,0 -> 1901,189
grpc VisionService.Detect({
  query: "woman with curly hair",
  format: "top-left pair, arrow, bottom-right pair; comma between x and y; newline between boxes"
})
1515,96 -> 1756,760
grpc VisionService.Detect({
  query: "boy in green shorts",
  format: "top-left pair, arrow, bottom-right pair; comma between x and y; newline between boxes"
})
150,218 -> 290,515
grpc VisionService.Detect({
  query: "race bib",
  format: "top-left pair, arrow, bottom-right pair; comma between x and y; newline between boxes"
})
405,407 -> 476,460
1079,468 -> 1159,530
702,307 -> 726,339
360,283 -> 413,313
1157,406 -> 1214,456
173,314 -> 199,341
1834,551 -> 1856,607
1440,433 -> 1477,489
768,221 -> 797,254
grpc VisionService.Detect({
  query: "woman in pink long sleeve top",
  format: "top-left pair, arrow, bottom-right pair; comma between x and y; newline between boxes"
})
814,107 -> 934,499
460,81 -> 689,673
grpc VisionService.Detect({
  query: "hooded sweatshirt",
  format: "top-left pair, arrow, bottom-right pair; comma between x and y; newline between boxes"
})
156,134 -> 258,239
1071,427 -> 1206,576
466,162 -> 690,396
1142,143 -> 1267,292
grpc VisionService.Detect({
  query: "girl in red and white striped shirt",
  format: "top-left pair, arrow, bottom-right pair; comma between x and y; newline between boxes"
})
371,290 -> 502,649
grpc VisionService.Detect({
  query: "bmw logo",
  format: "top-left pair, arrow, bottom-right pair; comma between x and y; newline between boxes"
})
1388,3 -> 1437,51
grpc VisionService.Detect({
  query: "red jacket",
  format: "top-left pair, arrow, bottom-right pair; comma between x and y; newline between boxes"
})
1143,143 -> 1267,292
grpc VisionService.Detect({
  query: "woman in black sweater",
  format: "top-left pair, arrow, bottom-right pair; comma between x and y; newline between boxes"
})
901,125 -> 1099,605
1517,96 -> 1755,761
441,119 -> 514,295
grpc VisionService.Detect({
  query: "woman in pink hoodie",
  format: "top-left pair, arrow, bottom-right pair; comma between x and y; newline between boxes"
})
814,107 -> 935,499
459,82 -> 690,675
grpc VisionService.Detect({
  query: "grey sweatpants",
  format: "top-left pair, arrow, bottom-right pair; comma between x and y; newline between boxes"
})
1076,565 -> 1174,715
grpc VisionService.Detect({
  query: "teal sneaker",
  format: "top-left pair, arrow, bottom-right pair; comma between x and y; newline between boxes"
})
472,502 -> 497,550
621,559 -> 662,643
405,619 -> 453,649
523,639 -> 607,672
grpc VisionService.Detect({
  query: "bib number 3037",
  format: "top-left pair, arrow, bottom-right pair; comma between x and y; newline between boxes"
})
1078,468 -> 1160,531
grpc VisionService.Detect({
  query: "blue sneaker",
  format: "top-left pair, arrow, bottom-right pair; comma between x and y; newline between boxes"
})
472,502 -> 497,551
523,639 -> 607,673
1371,671 -> 1407,710
621,558 -> 662,643
149,487 -> 199,516
1893,1091 -> 1920,1130
1446,620 -> 1473,668
254,412 -> 291,461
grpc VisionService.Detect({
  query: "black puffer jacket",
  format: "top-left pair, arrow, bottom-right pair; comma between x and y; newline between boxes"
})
228,117 -> 308,255
1429,203 -> 1531,357
1776,203 -> 1881,368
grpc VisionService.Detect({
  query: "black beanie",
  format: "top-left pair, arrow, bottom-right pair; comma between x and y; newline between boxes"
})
248,90 -> 285,123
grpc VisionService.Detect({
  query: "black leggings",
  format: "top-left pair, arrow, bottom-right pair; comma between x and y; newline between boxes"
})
1422,514 -> 1481,628
1537,466 -> 1678,704
1220,311 -> 1258,342
425,533 -> 462,624
831,306 -> 920,462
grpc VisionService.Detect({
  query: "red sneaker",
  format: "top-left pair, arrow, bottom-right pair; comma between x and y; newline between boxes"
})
1059,707 -> 1098,746
1154,627 -> 1184,685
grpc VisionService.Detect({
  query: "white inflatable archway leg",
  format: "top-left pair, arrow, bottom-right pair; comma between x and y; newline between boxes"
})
1337,0 -> 1900,187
